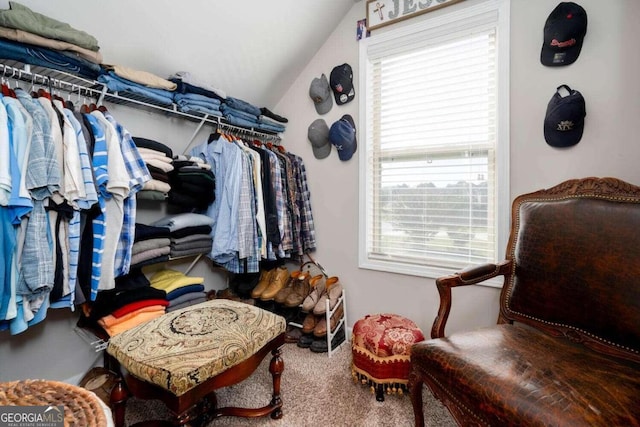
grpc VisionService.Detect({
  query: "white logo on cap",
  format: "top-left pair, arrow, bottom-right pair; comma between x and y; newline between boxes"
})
557,120 -> 574,131
340,94 -> 348,103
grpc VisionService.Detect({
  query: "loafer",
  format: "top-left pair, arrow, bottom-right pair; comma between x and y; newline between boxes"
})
313,277 -> 342,315
297,333 -> 314,349
301,275 -> 326,312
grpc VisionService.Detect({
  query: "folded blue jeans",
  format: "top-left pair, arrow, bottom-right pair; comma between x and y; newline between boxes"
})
0,38 -> 101,79
224,96 -> 261,116
98,72 -> 175,106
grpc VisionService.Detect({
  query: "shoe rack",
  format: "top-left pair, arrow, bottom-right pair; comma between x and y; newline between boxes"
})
327,291 -> 347,358
288,290 -> 347,358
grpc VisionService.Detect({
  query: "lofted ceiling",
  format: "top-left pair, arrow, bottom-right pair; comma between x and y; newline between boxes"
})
2,0 -> 358,109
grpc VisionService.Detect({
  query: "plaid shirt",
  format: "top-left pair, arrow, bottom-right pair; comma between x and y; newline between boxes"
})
225,146 -> 260,273
104,113 -> 151,277
15,90 -> 59,300
290,154 -> 316,253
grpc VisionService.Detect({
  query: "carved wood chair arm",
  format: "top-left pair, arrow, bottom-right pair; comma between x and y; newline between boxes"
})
431,260 -> 513,338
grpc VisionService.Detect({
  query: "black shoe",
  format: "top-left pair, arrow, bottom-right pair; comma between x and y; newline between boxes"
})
310,326 -> 345,353
297,333 -> 314,349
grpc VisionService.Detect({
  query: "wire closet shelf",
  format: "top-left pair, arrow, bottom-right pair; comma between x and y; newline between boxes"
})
0,60 -> 282,146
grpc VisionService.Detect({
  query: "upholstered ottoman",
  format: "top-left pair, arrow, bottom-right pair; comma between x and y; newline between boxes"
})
351,313 -> 425,401
106,299 -> 286,426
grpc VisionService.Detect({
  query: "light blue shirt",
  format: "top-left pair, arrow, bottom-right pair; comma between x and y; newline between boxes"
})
191,137 -> 242,263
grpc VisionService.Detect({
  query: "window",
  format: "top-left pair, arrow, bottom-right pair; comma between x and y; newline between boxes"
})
359,0 -> 510,281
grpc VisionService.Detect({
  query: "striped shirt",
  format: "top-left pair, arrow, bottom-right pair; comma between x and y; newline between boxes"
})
104,112 -> 150,276
83,113 -> 108,301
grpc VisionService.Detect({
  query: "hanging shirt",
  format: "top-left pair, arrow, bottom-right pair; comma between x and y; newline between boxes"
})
104,111 -> 150,277
191,136 -> 242,264
3,96 -> 33,223
15,89 -> 59,304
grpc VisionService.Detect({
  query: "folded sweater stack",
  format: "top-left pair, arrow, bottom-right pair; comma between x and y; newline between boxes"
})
91,286 -> 169,337
133,137 -> 174,199
149,269 -> 207,312
168,155 -> 215,210
150,213 -> 214,258
130,223 -> 171,269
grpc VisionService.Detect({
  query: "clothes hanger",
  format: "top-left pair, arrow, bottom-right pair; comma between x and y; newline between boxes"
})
65,85 -> 75,110
207,123 -> 223,143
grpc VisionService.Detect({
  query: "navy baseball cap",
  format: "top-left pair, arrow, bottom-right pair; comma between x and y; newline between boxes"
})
329,114 -> 357,161
541,2 -> 588,66
544,85 -> 586,147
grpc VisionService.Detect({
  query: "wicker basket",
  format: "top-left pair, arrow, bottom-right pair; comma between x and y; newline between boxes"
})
0,379 -> 109,427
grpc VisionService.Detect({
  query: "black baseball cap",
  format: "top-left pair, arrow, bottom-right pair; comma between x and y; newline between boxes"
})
329,63 -> 355,105
544,85 -> 586,147
541,2 -> 588,66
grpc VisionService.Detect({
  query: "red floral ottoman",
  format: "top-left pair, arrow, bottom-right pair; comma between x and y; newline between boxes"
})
351,313 -> 425,401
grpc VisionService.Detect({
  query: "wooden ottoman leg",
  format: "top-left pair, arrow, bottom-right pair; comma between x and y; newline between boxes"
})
408,369 -> 425,427
269,346 -> 284,419
110,375 -> 129,427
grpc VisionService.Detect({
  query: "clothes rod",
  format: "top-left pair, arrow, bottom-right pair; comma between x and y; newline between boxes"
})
0,62 -> 102,99
1,60 -> 282,146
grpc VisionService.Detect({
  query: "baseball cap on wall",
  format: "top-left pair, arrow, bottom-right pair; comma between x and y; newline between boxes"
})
544,84 -> 586,148
329,114 -> 357,161
309,74 -> 333,115
329,63 -> 355,105
308,119 -> 332,159
541,2 -> 588,66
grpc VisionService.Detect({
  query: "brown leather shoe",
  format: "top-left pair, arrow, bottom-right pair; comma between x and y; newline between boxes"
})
251,268 -> 274,299
313,302 -> 344,337
284,273 -> 310,307
285,325 -> 303,343
260,267 -> 290,301
313,276 -> 342,315
302,313 -> 319,334
302,275 -> 326,312
274,270 -> 301,304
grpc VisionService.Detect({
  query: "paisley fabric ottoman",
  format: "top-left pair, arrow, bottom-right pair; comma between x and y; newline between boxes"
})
351,313 -> 425,401
106,299 -> 286,426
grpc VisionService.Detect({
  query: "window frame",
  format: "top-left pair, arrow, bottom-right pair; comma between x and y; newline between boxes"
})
357,0 -> 510,286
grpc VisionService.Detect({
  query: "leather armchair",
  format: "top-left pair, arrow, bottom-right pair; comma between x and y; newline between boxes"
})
409,177 -> 640,427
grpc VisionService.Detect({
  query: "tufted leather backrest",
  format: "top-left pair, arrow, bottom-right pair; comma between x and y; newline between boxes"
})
500,177 -> 640,363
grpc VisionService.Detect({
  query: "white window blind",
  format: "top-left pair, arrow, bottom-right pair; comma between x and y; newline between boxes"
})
359,0 -> 509,279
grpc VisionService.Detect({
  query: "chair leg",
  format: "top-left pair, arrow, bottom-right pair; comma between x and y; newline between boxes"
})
110,375 -> 129,427
268,346 -> 284,419
408,370 -> 425,427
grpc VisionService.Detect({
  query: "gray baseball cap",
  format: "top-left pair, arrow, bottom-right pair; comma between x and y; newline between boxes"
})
309,74 -> 333,115
308,119 -> 332,159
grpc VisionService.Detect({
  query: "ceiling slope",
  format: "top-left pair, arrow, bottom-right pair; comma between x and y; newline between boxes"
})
3,0 -> 355,109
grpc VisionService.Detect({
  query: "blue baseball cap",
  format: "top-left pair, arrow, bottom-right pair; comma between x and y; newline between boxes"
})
329,114 -> 357,161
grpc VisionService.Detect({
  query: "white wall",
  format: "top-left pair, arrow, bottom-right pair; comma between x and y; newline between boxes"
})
274,0 -> 640,339
2,0 -> 640,382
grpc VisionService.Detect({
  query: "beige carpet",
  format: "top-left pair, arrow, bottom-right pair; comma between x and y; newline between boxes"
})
125,341 -> 457,427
